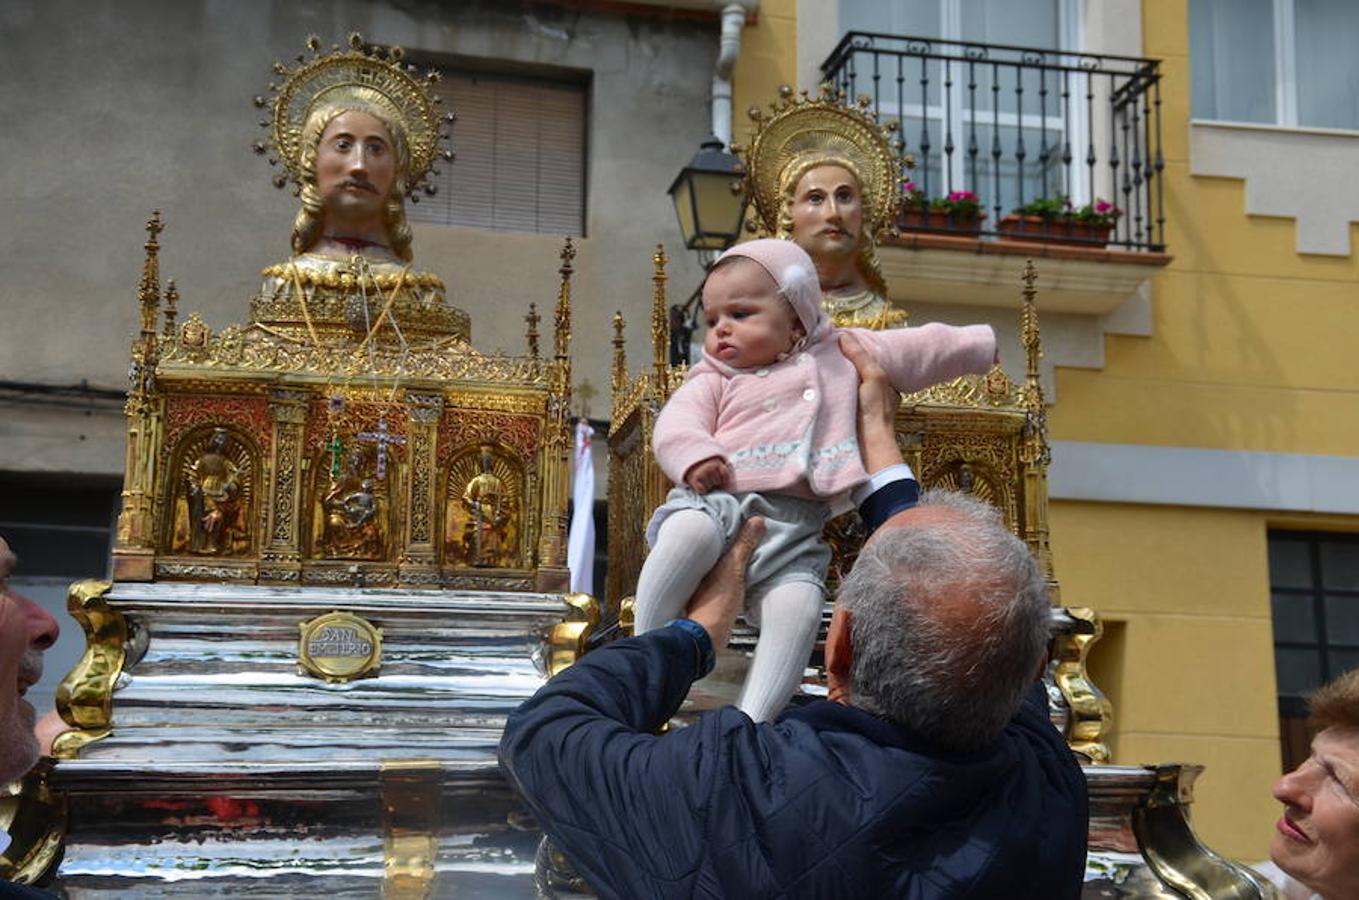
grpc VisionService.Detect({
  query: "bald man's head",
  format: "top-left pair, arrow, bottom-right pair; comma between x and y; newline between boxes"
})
836,491 -> 1051,751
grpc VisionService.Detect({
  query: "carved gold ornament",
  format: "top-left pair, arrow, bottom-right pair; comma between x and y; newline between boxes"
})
298,610 -> 383,682
445,444 -> 524,569
546,593 -> 602,677
257,32 -> 453,198
52,580 -> 125,759
169,426 -> 257,557
0,760 -> 65,886
739,85 -> 902,240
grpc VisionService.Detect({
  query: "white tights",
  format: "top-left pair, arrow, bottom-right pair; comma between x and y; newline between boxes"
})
736,581 -> 823,722
635,509 -> 824,722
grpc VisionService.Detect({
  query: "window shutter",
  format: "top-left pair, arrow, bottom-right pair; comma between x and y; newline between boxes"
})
410,70 -> 586,236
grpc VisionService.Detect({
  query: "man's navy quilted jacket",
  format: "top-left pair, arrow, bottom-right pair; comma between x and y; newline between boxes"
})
499,626 -> 1087,898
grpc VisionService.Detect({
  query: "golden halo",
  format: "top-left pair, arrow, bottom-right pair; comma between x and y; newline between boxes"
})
740,87 -> 902,238
261,34 -> 448,194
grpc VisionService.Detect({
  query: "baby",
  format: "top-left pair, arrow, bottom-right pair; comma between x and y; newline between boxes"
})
635,238 -> 997,722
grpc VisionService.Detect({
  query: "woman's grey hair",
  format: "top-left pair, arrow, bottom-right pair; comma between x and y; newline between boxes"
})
837,490 -> 1052,752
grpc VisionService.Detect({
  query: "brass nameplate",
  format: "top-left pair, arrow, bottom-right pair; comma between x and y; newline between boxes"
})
298,611 -> 383,683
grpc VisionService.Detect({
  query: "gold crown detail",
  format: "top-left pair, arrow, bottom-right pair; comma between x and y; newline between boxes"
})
252,33 -> 455,201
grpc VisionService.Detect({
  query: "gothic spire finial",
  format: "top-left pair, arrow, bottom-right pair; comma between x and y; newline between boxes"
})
650,245 -> 669,383
137,210 -> 164,338
1020,259 -> 1042,408
553,237 -> 574,360
611,310 -> 627,396
162,278 -> 179,338
525,302 -> 541,359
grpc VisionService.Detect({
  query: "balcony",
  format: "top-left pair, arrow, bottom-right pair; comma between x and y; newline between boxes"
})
821,32 -> 1170,315
823,31 -> 1166,251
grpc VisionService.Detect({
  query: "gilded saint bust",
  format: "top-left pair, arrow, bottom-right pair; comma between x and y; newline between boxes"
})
250,35 -> 468,346
740,87 -> 907,329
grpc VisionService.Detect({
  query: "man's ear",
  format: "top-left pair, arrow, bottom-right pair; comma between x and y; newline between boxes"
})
825,606 -> 853,704
1034,645 -> 1051,683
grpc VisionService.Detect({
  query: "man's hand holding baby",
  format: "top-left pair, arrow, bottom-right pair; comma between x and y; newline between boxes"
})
685,456 -> 732,494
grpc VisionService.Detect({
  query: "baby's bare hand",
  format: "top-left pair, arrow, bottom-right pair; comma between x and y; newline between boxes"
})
685,457 -> 732,494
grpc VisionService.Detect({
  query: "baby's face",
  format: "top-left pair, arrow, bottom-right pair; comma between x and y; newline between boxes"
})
702,259 -> 802,369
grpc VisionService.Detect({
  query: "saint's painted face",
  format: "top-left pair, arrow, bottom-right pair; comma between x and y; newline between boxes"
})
315,110 -> 398,231
1269,726 -> 1359,898
0,537 -> 60,784
789,165 -> 864,262
701,258 -> 802,369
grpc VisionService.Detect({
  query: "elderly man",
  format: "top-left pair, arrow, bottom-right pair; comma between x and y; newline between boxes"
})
499,339 -> 1087,898
0,538 -> 59,786
1,536 -> 61,895
1257,669 -> 1359,900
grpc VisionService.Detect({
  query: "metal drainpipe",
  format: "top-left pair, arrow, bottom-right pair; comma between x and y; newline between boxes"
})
712,2 -> 750,148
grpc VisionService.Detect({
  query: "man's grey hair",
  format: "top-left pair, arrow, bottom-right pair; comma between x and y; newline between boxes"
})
837,490 -> 1051,752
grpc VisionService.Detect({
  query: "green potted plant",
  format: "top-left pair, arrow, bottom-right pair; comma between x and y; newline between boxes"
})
901,183 -> 986,235
998,196 -> 1120,246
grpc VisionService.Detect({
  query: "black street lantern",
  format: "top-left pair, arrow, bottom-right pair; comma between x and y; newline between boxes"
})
667,136 -> 747,252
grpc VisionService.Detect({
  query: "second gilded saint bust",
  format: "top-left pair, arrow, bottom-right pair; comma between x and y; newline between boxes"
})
740,87 -> 908,329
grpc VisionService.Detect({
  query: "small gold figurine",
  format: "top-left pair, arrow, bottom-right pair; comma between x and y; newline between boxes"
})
177,428 -> 250,557
462,445 -> 511,567
319,445 -> 386,560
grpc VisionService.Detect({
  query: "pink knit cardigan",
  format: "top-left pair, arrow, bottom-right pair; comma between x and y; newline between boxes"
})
652,322 -> 996,500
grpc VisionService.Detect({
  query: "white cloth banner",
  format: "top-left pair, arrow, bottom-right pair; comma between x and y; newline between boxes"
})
567,419 -> 596,595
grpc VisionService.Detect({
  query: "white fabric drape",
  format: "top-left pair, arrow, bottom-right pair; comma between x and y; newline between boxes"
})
567,420 -> 596,596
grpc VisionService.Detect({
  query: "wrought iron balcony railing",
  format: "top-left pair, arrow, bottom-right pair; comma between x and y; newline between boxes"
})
822,32 -> 1165,253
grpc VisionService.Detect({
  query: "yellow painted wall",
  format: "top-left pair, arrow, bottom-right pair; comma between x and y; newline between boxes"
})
1054,2 -> 1359,456
732,0 -> 797,150
1049,0 -> 1359,862
732,0 -> 1359,865
1050,500 -> 1281,860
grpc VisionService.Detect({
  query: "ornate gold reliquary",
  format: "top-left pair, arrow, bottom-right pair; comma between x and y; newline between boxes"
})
111,212 -> 579,593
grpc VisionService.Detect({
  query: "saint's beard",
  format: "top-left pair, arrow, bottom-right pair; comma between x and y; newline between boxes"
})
322,188 -> 390,238
802,241 -> 865,293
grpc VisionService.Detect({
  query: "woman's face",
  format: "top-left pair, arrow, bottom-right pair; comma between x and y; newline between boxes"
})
1269,726 -> 1359,898
789,165 -> 864,262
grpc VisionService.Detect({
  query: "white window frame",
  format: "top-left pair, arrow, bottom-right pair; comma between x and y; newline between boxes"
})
1272,0 -> 1298,128
838,0 -> 1093,204
1198,0 -> 1359,133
